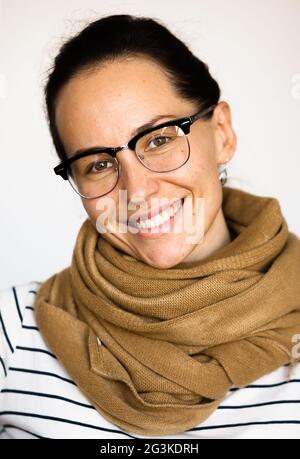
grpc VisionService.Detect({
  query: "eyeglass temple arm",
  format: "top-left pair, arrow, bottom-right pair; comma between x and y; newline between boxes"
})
54,165 -> 68,180
190,104 -> 217,123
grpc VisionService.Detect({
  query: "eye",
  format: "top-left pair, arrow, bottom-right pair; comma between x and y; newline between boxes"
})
148,135 -> 171,149
88,160 -> 114,173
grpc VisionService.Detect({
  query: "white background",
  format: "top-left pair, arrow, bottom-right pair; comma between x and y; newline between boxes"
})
0,0 -> 299,289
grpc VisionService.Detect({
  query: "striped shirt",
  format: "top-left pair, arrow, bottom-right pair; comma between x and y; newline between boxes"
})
0,281 -> 299,439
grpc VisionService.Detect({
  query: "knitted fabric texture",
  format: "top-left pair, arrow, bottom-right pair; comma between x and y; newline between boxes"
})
35,186 -> 300,436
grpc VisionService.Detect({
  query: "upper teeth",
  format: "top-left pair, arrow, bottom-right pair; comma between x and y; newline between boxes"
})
135,200 -> 182,229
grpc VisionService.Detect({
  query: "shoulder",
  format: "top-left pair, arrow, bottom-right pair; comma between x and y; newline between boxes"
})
208,363 -> 300,439
0,281 -> 43,388
0,281 -> 42,319
0,281 -> 42,352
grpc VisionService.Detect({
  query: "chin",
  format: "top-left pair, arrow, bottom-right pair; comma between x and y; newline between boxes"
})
141,249 -> 188,270
146,259 -> 179,269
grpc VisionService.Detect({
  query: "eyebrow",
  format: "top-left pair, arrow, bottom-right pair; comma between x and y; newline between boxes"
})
132,114 -> 175,136
70,114 -> 176,158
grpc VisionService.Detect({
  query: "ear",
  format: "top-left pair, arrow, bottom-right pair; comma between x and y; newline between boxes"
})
212,101 -> 237,165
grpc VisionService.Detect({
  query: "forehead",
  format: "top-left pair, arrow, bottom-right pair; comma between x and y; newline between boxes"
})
54,57 -> 194,155
56,57 -> 182,117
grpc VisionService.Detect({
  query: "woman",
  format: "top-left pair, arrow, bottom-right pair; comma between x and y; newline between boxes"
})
1,14 -> 300,440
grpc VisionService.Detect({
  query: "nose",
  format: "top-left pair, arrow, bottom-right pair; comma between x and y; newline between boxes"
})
116,146 -> 159,201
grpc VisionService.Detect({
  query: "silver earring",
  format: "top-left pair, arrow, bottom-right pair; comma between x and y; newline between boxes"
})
218,159 -> 229,186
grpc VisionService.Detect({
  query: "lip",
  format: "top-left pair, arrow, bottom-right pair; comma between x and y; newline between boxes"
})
128,198 -> 184,225
134,199 -> 184,238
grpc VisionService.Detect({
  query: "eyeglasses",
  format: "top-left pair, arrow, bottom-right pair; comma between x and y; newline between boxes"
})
54,104 -> 217,199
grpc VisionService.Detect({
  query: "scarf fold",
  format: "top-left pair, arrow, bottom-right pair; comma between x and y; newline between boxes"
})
35,186 -> 300,437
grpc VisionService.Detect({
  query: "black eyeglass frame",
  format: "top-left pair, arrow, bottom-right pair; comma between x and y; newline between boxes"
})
53,104 -> 217,198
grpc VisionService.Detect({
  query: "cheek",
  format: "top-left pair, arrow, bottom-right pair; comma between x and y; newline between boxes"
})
81,198 -> 112,227
82,200 -> 99,224
181,141 -> 222,230
82,191 -> 120,228
178,147 -> 216,191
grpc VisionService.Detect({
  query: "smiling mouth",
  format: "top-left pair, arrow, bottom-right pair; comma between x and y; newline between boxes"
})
130,198 -> 184,231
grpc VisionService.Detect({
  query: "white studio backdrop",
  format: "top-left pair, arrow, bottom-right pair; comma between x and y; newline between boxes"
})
0,0 -> 299,290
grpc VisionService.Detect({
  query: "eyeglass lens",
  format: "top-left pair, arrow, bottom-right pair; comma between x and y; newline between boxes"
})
67,124 -> 189,199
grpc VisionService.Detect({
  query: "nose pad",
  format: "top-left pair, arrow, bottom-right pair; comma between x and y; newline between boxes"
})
115,145 -> 132,160
115,146 -> 145,171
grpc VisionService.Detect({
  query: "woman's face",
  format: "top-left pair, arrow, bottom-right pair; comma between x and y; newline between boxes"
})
55,56 -> 237,268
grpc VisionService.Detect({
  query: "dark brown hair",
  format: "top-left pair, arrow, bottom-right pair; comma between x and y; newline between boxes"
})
44,14 -> 221,161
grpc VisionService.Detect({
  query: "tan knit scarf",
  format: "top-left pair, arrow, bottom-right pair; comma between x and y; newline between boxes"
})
35,186 -> 300,437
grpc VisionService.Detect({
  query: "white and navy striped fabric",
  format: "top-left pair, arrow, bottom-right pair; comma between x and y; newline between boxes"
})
0,281 -> 299,439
